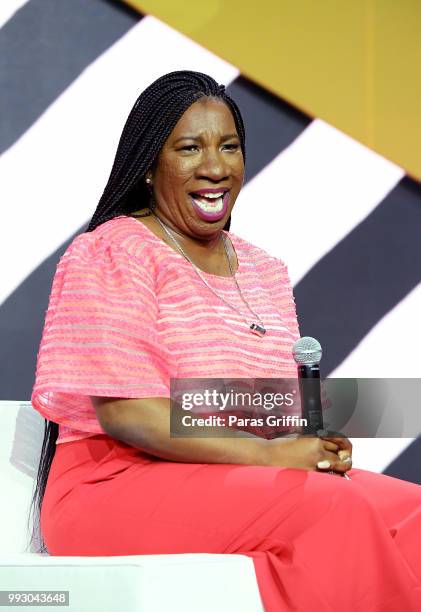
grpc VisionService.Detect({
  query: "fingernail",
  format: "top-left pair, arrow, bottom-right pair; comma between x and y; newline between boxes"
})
317,460 -> 331,469
338,451 -> 352,462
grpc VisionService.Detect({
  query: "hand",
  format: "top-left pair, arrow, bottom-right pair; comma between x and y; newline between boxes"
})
316,429 -> 353,474
264,431 -> 352,474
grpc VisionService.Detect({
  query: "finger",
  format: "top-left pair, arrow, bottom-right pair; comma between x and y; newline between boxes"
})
338,450 -> 353,463
338,453 -> 353,471
317,449 -> 353,474
316,449 -> 343,471
317,460 -> 332,470
323,441 -> 340,452
329,454 -> 353,474
300,432 -> 339,451
317,430 -> 352,453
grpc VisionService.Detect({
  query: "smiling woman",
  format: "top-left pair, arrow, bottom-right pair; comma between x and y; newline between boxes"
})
29,71 -> 421,611
146,98 -> 243,228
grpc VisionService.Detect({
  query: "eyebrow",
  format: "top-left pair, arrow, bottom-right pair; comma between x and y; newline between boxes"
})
173,133 -> 240,144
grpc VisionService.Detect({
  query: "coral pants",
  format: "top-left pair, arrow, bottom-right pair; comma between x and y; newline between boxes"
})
41,435 -> 421,611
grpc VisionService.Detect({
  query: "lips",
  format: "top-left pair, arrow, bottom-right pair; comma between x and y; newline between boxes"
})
189,189 -> 230,222
190,188 -> 230,196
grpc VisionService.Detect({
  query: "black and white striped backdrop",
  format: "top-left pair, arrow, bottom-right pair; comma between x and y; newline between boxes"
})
1,0 -> 420,482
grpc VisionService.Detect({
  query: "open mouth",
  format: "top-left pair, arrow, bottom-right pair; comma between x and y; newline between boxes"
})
189,189 -> 229,214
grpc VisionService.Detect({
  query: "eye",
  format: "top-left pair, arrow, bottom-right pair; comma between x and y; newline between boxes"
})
222,143 -> 240,151
180,145 -> 199,152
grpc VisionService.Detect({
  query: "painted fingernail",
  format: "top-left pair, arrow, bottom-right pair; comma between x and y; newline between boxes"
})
317,460 -> 331,469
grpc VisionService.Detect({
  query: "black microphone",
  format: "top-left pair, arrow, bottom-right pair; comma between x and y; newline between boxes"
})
292,336 -> 351,479
292,336 -> 324,434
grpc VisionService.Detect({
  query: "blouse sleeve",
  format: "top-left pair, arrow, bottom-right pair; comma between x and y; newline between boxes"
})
31,232 -> 175,425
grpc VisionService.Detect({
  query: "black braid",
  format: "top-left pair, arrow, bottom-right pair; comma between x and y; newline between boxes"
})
87,70 -> 246,232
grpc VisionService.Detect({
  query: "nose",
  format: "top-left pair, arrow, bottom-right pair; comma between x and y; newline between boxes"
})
196,147 -> 229,183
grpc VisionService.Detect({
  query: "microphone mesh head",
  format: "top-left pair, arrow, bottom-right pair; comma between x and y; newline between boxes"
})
292,337 -> 322,365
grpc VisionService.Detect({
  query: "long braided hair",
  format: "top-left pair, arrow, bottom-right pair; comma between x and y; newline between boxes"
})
29,70 -> 246,553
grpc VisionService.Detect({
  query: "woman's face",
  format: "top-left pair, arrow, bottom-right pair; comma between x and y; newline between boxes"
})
149,97 -> 244,240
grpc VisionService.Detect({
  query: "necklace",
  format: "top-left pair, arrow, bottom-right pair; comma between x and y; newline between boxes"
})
151,212 -> 266,337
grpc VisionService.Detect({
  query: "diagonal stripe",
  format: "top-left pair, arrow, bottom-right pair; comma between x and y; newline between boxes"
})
0,0 -> 141,155
294,176 -> 421,375
0,0 -> 29,29
332,283 -> 421,377
226,77 -> 311,183
0,228 -> 83,400
232,118 -> 403,284
349,438 -> 415,473
382,438 -> 421,484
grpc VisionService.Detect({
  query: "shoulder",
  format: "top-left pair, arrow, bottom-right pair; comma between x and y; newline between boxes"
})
50,216 -> 162,290
50,217 -> 160,298
62,216 -> 156,264
228,230 -> 290,277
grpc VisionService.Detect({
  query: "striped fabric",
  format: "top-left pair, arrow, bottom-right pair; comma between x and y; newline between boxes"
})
31,216 -> 300,444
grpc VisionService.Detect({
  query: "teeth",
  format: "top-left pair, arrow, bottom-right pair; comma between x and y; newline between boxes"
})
204,192 -> 223,199
192,195 -> 224,213
193,191 -> 224,199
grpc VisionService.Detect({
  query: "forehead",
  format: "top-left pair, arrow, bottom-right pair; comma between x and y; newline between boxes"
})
169,98 -> 238,138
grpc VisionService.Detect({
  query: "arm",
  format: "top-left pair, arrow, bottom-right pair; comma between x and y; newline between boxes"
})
92,396 -> 353,473
92,396 -> 270,466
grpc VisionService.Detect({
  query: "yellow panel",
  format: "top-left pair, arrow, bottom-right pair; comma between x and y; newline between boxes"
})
123,0 -> 421,181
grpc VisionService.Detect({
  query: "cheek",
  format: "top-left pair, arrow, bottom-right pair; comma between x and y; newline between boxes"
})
158,159 -> 194,188
231,158 -> 245,183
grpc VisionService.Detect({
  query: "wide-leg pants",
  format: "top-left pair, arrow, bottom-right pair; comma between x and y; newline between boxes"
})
41,435 -> 421,611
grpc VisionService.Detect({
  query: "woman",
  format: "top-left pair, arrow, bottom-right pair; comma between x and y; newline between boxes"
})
30,71 -> 421,611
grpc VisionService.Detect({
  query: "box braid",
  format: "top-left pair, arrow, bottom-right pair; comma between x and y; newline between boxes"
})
87,70 -> 246,232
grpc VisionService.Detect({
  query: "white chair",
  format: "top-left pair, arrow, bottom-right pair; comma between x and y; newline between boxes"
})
0,401 -> 264,612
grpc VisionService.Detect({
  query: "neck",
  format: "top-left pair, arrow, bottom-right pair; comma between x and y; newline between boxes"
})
151,210 -> 224,253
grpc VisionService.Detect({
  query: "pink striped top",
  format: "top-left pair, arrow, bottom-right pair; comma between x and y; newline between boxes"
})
31,216 -> 300,444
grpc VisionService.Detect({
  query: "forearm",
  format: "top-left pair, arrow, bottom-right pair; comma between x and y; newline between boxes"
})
93,396 -> 270,466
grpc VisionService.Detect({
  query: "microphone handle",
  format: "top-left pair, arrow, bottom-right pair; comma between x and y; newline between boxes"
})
297,365 -> 352,480
298,364 -> 324,434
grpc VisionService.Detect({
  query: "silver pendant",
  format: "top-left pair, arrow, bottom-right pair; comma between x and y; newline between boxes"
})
250,323 -> 266,337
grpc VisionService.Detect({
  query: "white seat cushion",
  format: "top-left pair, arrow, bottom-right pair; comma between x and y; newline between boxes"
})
0,552 -> 264,612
